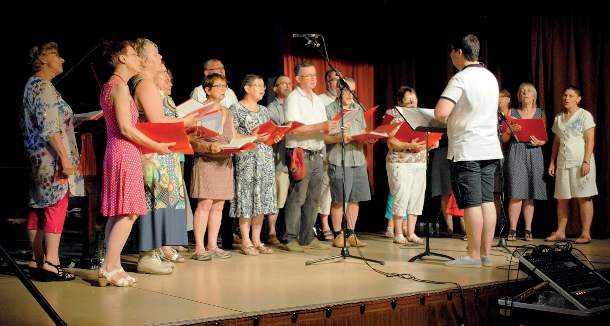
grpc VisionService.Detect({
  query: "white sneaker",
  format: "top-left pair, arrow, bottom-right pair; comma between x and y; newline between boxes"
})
446,256 -> 481,268
137,251 -> 173,274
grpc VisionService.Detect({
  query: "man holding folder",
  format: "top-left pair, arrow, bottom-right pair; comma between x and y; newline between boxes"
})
434,34 -> 503,268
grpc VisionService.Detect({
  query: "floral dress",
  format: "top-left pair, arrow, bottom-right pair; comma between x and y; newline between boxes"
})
20,76 -> 84,208
229,103 -> 277,218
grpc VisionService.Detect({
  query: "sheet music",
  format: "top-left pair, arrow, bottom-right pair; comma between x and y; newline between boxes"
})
329,108 -> 360,135
221,136 -> 257,149
74,110 -> 103,124
176,99 -> 215,118
396,107 -> 446,132
196,111 -> 223,134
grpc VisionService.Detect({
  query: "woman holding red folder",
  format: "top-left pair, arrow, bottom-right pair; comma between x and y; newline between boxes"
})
190,73 -> 238,261
229,74 -> 278,255
546,86 -> 597,244
98,41 -> 174,287
505,83 -> 547,241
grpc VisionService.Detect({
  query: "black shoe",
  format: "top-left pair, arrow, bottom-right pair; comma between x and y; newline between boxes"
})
38,261 -> 75,282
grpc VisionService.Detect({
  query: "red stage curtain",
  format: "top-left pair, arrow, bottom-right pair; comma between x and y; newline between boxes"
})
283,53 -> 377,191
530,14 -> 609,237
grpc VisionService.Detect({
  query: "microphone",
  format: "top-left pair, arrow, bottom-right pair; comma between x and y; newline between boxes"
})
292,34 -> 320,38
498,110 -> 519,141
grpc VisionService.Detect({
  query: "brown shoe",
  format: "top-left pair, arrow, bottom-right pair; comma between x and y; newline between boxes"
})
268,234 -> 281,245
348,234 -> 367,247
333,232 -> 349,248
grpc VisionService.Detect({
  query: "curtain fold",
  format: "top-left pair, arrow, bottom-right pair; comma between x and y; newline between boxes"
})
530,13 -> 608,236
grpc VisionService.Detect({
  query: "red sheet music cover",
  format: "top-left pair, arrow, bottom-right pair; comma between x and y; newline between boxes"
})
136,122 -> 194,155
394,123 -> 443,147
351,122 -> 403,143
221,142 -> 256,155
363,105 -> 379,121
512,118 -> 548,142
254,120 -> 304,146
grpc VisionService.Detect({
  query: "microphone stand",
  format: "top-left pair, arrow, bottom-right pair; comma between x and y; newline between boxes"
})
493,112 -> 516,254
303,35 -> 383,266
55,40 -> 105,269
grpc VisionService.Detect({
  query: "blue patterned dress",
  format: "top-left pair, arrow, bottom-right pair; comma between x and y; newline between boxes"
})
229,103 -> 277,218
20,76 -> 84,208
136,86 -> 187,251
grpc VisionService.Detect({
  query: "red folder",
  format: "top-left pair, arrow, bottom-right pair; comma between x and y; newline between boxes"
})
394,123 -> 443,147
136,122 -> 194,155
351,122 -> 403,143
221,142 -> 256,155
363,105 -> 379,121
254,120 -> 304,146
512,118 -> 548,142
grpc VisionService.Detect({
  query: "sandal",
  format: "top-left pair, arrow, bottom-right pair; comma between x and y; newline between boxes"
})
524,230 -> 533,241
322,230 -> 334,241
39,261 -> 75,282
507,229 -> 517,241
98,267 -> 135,287
385,227 -> 394,238
208,247 -> 232,259
407,234 -> 424,245
157,247 -> 185,263
191,250 -> 212,261
240,245 -> 259,256
255,244 -> 273,254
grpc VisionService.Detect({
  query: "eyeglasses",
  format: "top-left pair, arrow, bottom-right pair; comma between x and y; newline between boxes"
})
211,84 -> 228,89
299,74 -> 317,79
248,84 -> 266,89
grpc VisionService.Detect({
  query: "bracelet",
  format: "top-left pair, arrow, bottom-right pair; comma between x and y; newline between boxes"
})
583,161 -> 590,165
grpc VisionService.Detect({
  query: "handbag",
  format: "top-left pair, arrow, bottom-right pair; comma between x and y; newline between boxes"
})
290,147 -> 306,181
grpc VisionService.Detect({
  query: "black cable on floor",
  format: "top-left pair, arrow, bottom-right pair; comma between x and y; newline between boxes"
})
352,242 -> 468,326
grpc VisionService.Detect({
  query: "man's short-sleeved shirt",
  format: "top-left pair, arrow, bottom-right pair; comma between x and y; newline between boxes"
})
440,64 -> 503,162
284,86 -> 327,150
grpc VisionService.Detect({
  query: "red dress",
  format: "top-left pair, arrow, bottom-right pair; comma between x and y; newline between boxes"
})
100,78 -> 147,217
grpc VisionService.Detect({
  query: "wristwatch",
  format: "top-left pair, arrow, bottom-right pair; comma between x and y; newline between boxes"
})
583,160 -> 590,164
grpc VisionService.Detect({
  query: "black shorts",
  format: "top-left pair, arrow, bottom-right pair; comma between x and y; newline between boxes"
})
450,160 -> 499,209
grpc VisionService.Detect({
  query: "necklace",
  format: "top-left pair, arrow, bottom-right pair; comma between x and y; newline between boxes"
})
112,73 -> 127,84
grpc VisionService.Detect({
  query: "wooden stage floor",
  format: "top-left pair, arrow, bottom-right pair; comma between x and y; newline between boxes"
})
2,234 -> 609,325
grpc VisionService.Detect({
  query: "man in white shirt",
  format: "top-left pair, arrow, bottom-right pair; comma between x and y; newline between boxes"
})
190,59 -> 239,108
280,63 -> 338,252
434,34 -> 503,268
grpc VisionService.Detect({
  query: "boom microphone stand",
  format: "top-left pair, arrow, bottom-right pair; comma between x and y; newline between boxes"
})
300,34 -> 383,266
493,112 -> 516,254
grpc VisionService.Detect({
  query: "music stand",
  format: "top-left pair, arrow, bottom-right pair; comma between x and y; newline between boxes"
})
391,107 -> 454,262
298,34 -> 384,266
